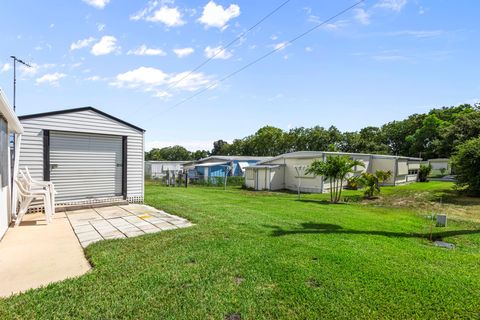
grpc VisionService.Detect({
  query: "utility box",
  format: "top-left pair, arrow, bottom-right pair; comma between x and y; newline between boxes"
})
436,214 -> 447,227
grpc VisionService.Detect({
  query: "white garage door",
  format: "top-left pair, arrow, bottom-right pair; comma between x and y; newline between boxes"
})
50,131 -> 123,201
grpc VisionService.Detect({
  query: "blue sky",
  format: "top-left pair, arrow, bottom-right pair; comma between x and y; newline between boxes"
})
1,0 -> 479,151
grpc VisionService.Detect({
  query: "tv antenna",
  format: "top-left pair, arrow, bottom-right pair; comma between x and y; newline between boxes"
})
10,56 -> 32,112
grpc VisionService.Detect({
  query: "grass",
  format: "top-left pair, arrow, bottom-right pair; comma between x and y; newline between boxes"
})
1,181 -> 479,319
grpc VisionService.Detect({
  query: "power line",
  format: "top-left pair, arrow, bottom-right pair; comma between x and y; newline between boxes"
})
147,0 -> 366,120
165,0 -> 292,92
131,0 -> 292,116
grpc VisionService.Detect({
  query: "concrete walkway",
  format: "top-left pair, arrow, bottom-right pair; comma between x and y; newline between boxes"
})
66,204 -> 193,247
0,204 -> 192,297
0,211 -> 91,297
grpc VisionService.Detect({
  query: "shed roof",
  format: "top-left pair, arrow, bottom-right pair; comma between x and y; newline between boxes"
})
18,106 -> 145,133
0,89 -> 23,133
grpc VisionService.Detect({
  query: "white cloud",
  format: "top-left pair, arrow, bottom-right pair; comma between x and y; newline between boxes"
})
127,45 -> 167,56
83,0 -> 110,9
91,36 -> 119,56
111,66 -> 214,97
354,8 -> 370,25
132,2 -> 185,27
376,0 -> 408,12
273,42 -> 289,51
114,67 -> 169,87
173,47 -> 195,58
149,6 -> 185,26
204,46 -> 232,59
85,75 -> 103,81
198,1 -> 240,30
385,30 -> 443,38
70,37 -> 95,51
305,46 -> 313,52
167,71 -> 212,91
1,63 -> 11,73
36,72 -> 66,86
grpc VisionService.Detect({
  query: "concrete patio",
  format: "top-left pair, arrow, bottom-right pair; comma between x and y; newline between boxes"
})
0,204 -> 192,297
67,204 -> 193,247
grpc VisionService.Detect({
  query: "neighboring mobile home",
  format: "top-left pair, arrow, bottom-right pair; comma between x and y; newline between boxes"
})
185,156 -> 272,182
0,89 -> 23,239
18,107 -> 145,208
245,151 -> 421,192
426,158 -> 451,174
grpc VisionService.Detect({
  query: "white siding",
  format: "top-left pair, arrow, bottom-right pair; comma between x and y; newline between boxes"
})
19,109 -> 144,205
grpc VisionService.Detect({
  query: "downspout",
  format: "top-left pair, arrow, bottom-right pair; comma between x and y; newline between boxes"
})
393,158 -> 398,186
11,133 -> 21,219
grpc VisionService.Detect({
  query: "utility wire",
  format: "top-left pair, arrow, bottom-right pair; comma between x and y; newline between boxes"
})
131,0 -> 292,116
147,0 -> 366,120
165,0 -> 292,91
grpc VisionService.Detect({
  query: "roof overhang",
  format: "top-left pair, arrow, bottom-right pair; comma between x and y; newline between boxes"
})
0,89 -> 23,134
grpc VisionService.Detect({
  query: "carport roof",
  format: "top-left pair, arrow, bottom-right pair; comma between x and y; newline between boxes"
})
18,106 -> 145,133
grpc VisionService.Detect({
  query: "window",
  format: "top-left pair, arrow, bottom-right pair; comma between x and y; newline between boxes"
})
0,116 -> 8,187
408,169 -> 418,175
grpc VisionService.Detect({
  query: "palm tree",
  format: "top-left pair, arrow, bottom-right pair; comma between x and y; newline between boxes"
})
306,155 -> 365,203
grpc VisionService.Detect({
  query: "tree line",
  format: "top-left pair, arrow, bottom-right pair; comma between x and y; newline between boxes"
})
145,103 -> 480,161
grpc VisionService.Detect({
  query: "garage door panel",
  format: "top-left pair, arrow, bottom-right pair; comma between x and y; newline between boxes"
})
50,131 -> 123,201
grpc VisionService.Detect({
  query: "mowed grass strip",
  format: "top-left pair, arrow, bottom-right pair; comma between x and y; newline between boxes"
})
0,182 -> 479,319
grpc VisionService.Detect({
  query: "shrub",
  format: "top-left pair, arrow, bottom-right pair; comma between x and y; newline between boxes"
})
346,176 -> 360,190
375,170 -> 392,186
359,172 -> 380,198
451,137 -> 480,195
418,164 -> 432,182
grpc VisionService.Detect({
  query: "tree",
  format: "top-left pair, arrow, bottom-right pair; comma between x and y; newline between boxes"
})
211,140 -> 230,155
191,150 -> 209,160
451,137 -> 480,195
145,146 -> 192,161
306,156 -> 364,203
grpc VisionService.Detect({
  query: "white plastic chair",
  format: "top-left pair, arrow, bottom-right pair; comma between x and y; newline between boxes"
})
14,179 -> 53,227
21,167 -> 56,215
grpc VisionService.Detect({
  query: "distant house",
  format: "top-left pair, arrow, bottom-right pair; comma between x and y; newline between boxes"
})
185,156 -> 272,182
425,158 -> 451,174
145,160 -> 188,179
244,151 -> 422,192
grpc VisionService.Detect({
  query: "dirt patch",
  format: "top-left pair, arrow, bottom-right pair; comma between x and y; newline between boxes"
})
234,276 -> 245,285
225,313 -> 241,320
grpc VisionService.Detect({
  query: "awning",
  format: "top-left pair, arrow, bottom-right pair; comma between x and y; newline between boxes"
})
237,162 -> 250,172
195,161 -> 230,167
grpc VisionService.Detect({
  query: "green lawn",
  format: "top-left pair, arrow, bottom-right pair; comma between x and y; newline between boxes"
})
1,182 -> 479,319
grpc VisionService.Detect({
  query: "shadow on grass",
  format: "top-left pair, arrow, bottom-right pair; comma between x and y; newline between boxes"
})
266,222 -> 480,240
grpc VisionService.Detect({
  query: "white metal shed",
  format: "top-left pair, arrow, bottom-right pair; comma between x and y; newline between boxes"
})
18,107 -> 145,208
